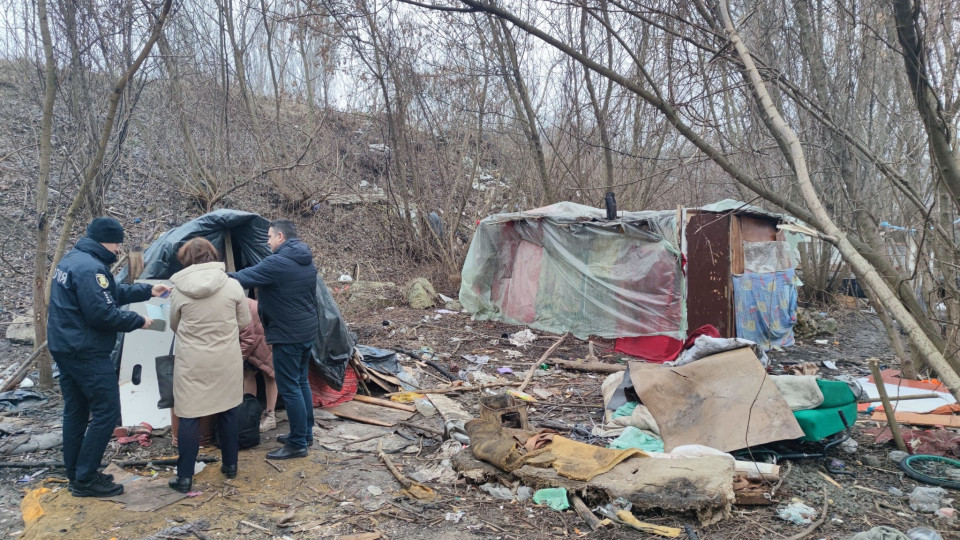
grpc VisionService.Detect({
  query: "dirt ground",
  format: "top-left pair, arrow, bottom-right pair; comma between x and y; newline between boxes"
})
0,305 -> 957,539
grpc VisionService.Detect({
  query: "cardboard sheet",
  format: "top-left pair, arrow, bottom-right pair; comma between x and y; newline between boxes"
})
101,463 -> 187,511
629,348 -> 804,452
857,370 -> 956,414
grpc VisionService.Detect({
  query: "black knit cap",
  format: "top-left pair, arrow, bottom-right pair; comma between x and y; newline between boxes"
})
86,217 -> 125,243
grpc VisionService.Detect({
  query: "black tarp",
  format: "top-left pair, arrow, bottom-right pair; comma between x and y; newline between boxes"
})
117,209 -> 356,390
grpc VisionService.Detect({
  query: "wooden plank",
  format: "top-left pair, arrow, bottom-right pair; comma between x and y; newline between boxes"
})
126,246 -> 144,283
326,400 -> 414,427
571,494 -> 603,530
870,411 -> 960,428
426,393 -> 472,423
224,230 -> 236,272
353,394 -> 417,413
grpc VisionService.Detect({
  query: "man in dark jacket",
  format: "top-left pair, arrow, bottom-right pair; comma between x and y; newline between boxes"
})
231,219 -> 318,459
48,217 -> 171,497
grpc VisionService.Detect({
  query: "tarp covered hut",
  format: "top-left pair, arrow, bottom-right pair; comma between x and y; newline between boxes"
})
116,209 -> 355,392
459,200 -> 800,355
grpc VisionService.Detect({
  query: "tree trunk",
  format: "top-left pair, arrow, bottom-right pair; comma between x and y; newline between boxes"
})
33,0 -> 57,390
718,0 -> 960,402
46,0 -> 173,294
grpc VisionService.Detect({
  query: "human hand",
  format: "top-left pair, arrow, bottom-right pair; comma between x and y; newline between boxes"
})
152,284 -> 173,298
142,317 -> 154,329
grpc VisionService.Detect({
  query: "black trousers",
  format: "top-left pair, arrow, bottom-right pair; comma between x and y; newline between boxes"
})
53,353 -> 119,483
177,405 -> 239,479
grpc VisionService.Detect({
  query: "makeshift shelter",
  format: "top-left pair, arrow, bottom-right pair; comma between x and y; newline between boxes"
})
114,209 -> 355,427
459,200 -> 800,358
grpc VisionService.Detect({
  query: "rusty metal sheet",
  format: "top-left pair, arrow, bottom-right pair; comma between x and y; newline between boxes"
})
686,213 -> 733,337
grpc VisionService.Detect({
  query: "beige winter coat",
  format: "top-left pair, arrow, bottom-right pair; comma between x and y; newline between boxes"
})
169,262 -> 251,418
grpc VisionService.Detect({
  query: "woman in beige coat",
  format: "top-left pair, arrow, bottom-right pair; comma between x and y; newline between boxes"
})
168,238 -> 250,493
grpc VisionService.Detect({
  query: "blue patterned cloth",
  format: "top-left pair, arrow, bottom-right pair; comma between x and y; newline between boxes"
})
733,269 -> 798,349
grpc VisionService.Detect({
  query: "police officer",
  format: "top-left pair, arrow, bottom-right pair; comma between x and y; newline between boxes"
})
48,217 -> 171,497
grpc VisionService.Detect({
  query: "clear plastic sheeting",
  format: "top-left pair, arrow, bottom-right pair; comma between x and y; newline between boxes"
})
743,241 -> 794,274
460,202 -> 685,340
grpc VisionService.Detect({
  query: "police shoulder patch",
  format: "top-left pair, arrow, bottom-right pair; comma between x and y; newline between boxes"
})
95,274 -> 109,289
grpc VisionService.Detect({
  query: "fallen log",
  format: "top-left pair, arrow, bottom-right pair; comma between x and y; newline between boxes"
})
0,341 -> 48,392
377,440 -> 435,500
547,358 -> 625,374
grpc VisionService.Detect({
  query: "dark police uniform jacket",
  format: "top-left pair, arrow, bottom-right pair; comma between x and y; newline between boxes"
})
230,238 -> 319,345
47,237 -> 153,357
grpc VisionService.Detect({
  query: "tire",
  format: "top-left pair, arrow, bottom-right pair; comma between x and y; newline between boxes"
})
899,454 -> 960,490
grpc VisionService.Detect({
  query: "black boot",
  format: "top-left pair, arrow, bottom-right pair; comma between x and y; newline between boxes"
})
266,445 -> 308,460
168,476 -> 192,493
221,464 -> 237,479
277,433 -> 313,446
69,476 -> 124,498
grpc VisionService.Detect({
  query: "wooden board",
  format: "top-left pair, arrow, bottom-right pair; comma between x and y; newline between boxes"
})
426,393 -> 472,423
101,463 -> 187,511
870,411 -> 960,428
326,399 -> 414,427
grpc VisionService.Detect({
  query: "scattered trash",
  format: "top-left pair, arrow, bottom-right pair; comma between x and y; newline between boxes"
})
889,450 -> 909,463
608,426 -> 664,452
814,339 -> 829,345
907,526 -> 945,540
338,274 -> 353,282
478,483 -> 533,501
615,509 -> 683,537
532,487 -> 570,510
822,360 -> 838,370
367,485 -> 383,496
444,420 -> 470,444
0,389 -> 47,412
849,526 -> 911,540
464,372 -> 498,385
506,389 -> 536,402
409,462 -> 458,483
497,367 -> 513,374
934,507 -> 955,519
18,378 -> 33,388
888,487 -> 904,497
390,392 -> 425,403
777,500 -> 818,524
840,438 -> 858,453
908,486 -> 952,513
508,329 -> 537,347
16,468 -> 47,483
503,350 -> 523,359
414,397 -> 438,417
444,511 -> 466,523
462,354 -> 490,365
